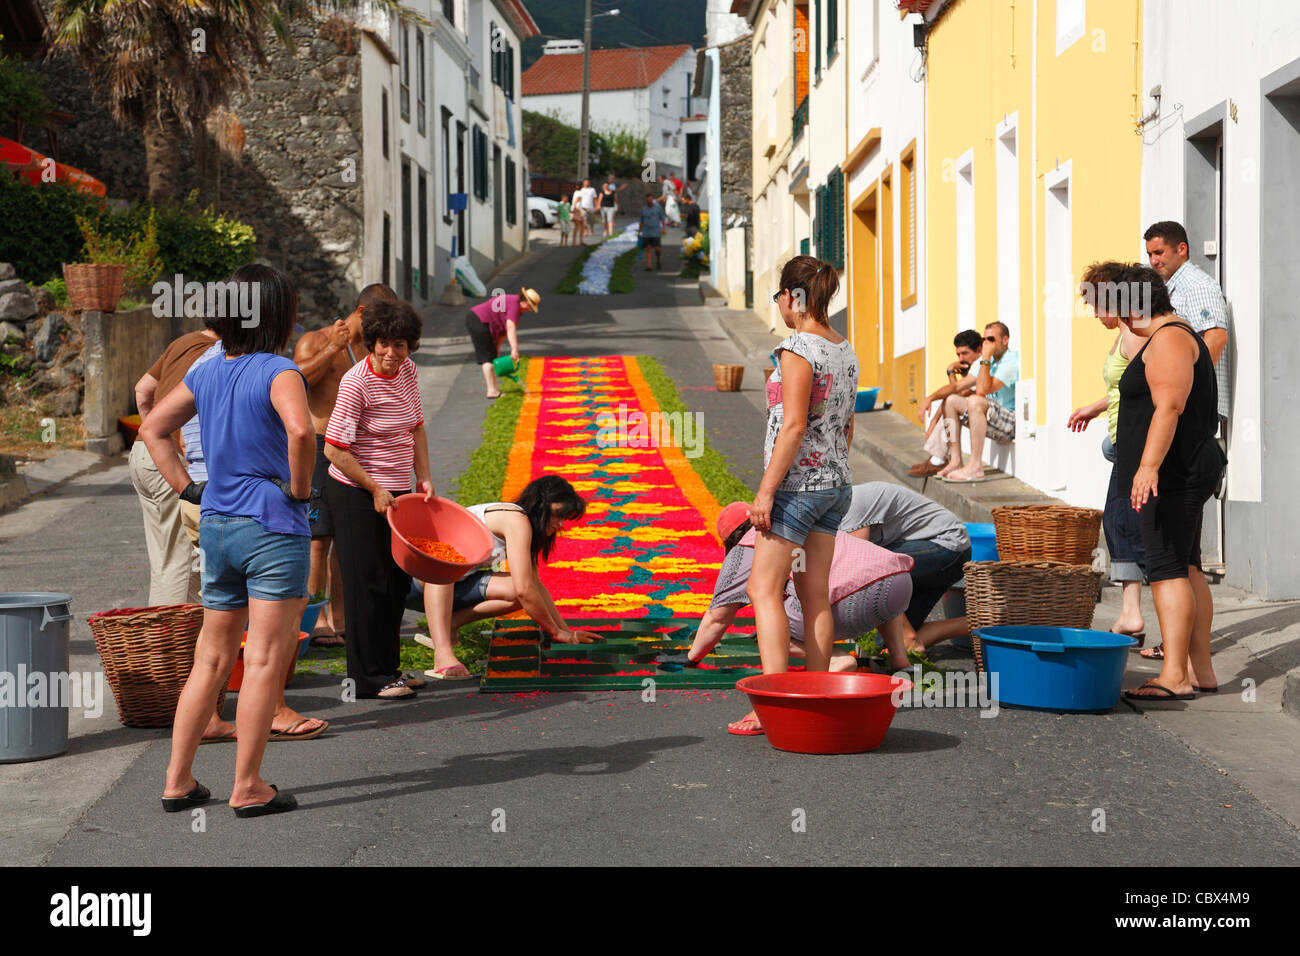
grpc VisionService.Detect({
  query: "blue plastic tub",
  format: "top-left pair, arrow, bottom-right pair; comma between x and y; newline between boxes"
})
298,600 -> 329,658
966,522 -> 998,561
855,387 -> 881,412
975,626 -> 1137,712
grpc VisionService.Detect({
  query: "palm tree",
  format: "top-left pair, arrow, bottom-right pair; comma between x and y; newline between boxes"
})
46,1 -> 420,202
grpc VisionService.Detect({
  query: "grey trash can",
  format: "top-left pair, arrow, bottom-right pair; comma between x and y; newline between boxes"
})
0,592 -> 73,762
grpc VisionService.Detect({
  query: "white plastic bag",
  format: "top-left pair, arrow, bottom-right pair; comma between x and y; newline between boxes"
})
452,256 -> 487,297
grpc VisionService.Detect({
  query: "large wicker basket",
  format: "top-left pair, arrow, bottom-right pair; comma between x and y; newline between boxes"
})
62,263 -> 126,312
88,604 -> 225,727
992,505 -> 1104,566
713,363 -> 744,391
964,560 -> 1103,670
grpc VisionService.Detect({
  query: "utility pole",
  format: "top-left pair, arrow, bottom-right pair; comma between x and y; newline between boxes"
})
578,0 -> 593,181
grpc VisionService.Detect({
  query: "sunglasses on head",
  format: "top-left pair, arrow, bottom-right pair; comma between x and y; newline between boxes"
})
772,289 -> 785,303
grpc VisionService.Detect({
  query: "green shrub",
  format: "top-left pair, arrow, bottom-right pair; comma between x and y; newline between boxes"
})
0,175 -> 98,285
77,209 -> 163,294
40,277 -> 69,308
113,193 -> 257,283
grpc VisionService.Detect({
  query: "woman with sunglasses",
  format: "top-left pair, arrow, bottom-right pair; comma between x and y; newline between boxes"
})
730,257 -> 860,736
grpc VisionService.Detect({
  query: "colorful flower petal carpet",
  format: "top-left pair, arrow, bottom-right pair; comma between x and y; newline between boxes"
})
480,355 -> 854,692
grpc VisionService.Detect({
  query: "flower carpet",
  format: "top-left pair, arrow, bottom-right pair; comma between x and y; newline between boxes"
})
480,355 -> 853,692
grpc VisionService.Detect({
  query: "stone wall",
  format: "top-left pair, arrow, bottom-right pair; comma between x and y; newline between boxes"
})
81,307 -> 203,454
717,33 -> 753,250
25,7 -> 366,327
219,17 -> 366,324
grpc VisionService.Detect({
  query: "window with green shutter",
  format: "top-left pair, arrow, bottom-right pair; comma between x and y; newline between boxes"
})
827,0 -> 837,63
506,157 -> 517,225
814,0 -> 821,81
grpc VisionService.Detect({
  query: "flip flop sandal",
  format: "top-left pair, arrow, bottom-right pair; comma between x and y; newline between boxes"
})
1193,685 -> 1219,693
397,670 -> 428,689
1112,630 -> 1146,648
310,633 -> 345,648
199,728 -> 237,745
1124,680 -> 1195,701
727,718 -> 765,736
1139,644 -> 1165,660
162,782 -> 211,813
268,718 -> 329,742
376,679 -> 418,700
423,665 -> 474,681
232,784 -> 298,819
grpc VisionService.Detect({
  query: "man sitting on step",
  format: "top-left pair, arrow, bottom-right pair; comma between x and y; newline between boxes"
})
936,321 -> 1019,482
910,329 -> 984,477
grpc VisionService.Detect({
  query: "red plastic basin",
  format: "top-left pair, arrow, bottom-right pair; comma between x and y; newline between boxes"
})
228,632 -> 309,692
387,494 -> 494,583
736,671 -> 913,754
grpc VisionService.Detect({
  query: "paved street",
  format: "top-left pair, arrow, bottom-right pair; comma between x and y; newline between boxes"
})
3,232 -> 1299,867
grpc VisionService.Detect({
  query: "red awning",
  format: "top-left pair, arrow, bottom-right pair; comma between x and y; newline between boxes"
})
0,137 -> 107,196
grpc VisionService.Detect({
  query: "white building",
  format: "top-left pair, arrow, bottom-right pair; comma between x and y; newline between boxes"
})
359,0 -> 537,305
1141,0 -> 1300,598
521,44 -> 697,178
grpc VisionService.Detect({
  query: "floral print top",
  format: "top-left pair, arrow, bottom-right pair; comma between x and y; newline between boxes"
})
763,331 -> 859,492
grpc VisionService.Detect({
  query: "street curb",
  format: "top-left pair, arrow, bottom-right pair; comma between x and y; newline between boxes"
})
0,449 -> 106,514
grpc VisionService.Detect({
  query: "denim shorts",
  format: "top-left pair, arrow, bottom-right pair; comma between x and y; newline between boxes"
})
405,569 -> 494,613
768,486 -> 853,545
198,515 -> 310,610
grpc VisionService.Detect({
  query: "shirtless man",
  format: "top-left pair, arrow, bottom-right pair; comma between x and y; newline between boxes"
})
293,283 -> 398,647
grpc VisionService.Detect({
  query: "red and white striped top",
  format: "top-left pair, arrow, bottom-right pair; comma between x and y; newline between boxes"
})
325,356 -> 423,491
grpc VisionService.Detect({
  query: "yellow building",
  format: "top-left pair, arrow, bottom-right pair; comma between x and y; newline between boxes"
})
907,0 -> 1143,505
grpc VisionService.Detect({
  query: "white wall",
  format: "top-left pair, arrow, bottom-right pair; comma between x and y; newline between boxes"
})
361,33 -> 397,294
844,0 -> 927,360
808,0 -> 848,326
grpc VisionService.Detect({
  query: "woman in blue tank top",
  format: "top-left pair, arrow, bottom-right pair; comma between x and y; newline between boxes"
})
139,264 -> 314,819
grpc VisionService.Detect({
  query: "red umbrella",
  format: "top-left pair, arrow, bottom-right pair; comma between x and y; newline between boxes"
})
0,137 -> 107,196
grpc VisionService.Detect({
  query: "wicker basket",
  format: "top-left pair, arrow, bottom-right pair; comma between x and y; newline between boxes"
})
88,604 -> 225,727
713,363 -> 744,391
62,263 -> 126,312
992,505 -> 1104,566
964,560 -> 1103,670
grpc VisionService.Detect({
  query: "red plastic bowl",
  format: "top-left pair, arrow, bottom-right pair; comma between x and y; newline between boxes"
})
736,671 -> 913,754
387,494 -> 494,584
228,632 -> 309,693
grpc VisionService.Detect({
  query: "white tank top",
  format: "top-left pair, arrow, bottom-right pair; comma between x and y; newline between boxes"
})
467,502 -> 523,571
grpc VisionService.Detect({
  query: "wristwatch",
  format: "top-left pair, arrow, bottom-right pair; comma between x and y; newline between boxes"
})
272,477 -> 311,504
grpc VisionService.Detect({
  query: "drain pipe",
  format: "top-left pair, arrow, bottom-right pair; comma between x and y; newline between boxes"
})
707,46 -> 722,293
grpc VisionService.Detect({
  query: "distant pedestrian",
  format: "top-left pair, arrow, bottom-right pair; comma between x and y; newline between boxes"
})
682,195 -> 701,238
659,174 -> 680,227
638,194 -> 667,271
574,178 -> 598,244
600,174 -> 625,238
557,196 -> 572,246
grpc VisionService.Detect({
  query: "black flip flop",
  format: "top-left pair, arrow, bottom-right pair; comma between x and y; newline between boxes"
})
1193,685 -> 1219,693
162,782 -> 211,813
232,784 -> 298,819
1124,680 -> 1195,701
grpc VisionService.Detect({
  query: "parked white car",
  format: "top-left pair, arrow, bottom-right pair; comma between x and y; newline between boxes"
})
528,195 -> 558,228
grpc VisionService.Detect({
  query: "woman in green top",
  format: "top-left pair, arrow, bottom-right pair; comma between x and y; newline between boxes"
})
1069,262 -> 1148,642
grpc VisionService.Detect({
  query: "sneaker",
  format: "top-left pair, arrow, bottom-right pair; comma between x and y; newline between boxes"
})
908,460 -> 945,477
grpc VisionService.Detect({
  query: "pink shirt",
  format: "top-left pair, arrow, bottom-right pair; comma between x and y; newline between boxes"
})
325,356 -> 423,491
470,294 -> 523,339
738,529 -> 914,604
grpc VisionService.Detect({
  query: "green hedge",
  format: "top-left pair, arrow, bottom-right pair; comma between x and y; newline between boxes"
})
0,178 -> 256,286
0,174 -> 97,284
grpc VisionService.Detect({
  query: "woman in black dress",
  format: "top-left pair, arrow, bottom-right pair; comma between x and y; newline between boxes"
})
1110,264 -> 1226,701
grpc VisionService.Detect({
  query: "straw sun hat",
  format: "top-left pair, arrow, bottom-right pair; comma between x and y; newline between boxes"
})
521,287 -> 541,312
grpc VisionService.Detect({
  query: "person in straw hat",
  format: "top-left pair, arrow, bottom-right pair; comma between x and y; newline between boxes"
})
465,286 -> 540,399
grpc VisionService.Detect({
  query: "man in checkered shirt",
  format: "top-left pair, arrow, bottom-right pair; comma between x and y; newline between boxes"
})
1143,221 -> 1231,423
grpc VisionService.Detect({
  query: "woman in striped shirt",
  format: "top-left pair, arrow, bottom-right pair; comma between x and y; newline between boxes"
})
324,298 -> 433,700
